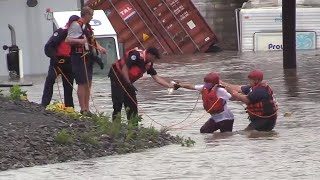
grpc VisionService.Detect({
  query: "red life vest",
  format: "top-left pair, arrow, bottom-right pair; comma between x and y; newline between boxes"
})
56,19 -> 84,57
56,40 -> 71,57
115,48 -> 152,83
246,83 -> 277,119
202,87 -> 225,114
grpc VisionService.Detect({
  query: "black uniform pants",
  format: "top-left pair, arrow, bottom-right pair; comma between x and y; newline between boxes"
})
246,115 -> 277,131
41,58 -> 74,107
200,119 -> 234,133
108,66 -> 138,121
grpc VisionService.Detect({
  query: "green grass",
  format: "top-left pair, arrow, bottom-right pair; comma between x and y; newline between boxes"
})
54,129 -> 74,144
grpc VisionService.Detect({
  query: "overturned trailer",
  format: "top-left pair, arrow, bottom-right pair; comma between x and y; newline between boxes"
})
236,6 -> 320,52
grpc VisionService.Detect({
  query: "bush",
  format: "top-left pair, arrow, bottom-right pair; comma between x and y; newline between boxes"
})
54,129 -> 73,144
9,85 -> 27,100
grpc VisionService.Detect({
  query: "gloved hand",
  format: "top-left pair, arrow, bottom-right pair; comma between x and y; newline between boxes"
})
173,83 -> 181,90
169,81 -> 180,90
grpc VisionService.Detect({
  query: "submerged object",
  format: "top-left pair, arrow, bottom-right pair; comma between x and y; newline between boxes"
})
283,112 -> 292,117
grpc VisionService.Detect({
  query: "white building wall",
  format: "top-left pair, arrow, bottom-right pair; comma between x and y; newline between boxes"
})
0,0 -> 79,76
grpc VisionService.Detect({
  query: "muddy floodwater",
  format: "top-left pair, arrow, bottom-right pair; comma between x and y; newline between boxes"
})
1,50 -> 320,179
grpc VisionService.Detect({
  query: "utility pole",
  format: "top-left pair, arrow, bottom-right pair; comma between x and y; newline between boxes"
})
80,0 -> 84,9
282,0 -> 296,69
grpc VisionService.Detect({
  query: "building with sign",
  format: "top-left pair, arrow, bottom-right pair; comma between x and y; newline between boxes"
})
236,6 -> 320,52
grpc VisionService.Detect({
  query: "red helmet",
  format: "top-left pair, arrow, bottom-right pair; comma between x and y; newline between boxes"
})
204,73 -> 220,85
248,70 -> 263,81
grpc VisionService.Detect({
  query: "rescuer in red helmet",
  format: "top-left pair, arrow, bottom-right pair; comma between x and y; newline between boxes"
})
176,72 -> 235,133
221,70 -> 278,131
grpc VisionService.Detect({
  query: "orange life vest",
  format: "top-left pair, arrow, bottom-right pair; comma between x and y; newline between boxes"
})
115,48 -> 152,83
202,87 -> 225,114
246,83 -> 277,119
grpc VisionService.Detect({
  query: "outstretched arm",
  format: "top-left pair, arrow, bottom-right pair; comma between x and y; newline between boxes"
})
151,74 -> 173,88
230,92 -> 251,104
220,80 -> 242,93
178,83 -> 197,90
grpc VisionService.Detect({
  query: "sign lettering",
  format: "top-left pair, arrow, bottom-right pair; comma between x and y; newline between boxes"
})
118,4 -> 136,21
254,32 -> 316,51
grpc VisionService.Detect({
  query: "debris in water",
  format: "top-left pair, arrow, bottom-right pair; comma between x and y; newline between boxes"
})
284,112 -> 292,117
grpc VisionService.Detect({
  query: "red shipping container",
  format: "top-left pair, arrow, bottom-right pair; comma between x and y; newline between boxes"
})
92,0 -> 174,55
135,0 -> 218,54
86,0 -> 218,55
